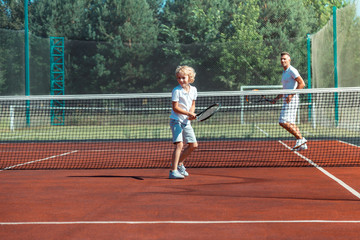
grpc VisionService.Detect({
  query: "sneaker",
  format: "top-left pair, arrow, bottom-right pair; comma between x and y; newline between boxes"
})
169,170 -> 185,179
293,138 -> 307,150
296,143 -> 308,151
177,164 -> 189,177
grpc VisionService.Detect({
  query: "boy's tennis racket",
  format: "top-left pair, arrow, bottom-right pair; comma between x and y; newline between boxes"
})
196,103 -> 221,122
245,89 -> 272,103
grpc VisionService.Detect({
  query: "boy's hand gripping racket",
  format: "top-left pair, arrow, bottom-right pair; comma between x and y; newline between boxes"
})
195,103 -> 221,122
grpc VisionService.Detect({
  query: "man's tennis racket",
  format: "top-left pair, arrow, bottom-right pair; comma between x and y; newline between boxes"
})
195,103 -> 221,122
245,89 -> 272,103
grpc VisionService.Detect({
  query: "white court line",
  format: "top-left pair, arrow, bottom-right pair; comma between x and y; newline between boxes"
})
338,140 -> 360,148
1,220 -> 360,225
279,140 -> 360,199
0,150 -> 78,171
255,125 -> 269,136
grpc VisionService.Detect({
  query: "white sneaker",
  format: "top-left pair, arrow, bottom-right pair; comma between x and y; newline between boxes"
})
293,138 -> 307,150
169,170 -> 185,179
177,164 -> 189,177
296,143 -> 308,151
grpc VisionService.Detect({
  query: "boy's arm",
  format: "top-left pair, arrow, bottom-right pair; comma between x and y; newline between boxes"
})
172,101 -> 196,120
188,100 -> 196,120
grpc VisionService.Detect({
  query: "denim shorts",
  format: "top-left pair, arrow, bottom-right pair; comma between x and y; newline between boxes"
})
170,119 -> 197,144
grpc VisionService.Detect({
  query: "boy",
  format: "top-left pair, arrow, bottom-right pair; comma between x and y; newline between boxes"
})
169,66 -> 198,179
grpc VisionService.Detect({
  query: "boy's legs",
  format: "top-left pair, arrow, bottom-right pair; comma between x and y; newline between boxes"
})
178,122 -> 198,167
169,119 -> 198,177
171,141 -> 183,171
178,142 -> 198,166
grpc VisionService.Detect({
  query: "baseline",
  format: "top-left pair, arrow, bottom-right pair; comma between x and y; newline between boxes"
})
2,220 -> 360,225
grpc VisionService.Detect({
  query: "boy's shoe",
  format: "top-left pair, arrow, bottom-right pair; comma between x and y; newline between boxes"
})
177,164 -> 189,177
296,144 -> 308,151
293,138 -> 307,150
169,170 -> 185,179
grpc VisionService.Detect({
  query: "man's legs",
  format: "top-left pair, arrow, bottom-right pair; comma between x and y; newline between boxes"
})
279,122 -> 302,139
279,95 -> 307,149
280,122 -> 307,149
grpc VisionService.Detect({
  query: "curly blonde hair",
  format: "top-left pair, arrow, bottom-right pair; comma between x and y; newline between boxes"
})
175,65 -> 196,84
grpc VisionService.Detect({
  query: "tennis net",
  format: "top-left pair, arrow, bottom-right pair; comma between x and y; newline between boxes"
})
0,88 -> 359,169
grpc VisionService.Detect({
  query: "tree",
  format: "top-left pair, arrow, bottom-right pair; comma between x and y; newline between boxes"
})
159,0 -> 250,90
258,0 -> 318,86
302,0 -> 348,28
0,0 -> 25,30
0,0 -> 30,94
216,0 -> 273,89
30,0 -> 160,93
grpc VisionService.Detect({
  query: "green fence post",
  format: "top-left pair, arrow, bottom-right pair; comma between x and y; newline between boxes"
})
333,6 -> 339,127
25,0 -> 30,127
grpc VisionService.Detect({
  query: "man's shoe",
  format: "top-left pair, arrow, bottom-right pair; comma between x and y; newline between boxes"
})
293,138 -> 307,150
296,143 -> 308,151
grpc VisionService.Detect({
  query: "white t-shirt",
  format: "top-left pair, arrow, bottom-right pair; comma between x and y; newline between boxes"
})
170,84 -> 197,124
282,65 -> 300,90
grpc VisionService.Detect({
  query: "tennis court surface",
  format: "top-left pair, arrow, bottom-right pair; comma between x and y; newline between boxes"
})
1,88 -> 360,239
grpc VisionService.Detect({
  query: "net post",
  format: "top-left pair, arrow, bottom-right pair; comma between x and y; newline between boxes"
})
240,86 -> 245,124
10,106 -> 15,132
311,101 -> 316,129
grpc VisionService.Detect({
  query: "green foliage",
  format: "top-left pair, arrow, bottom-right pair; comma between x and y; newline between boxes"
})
0,0 -> 26,30
0,29 -> 25,95
218,0 -> 273,89
29,0 -> 160,93
303,0 -> 348,28
258,0 -> 318,86
0,0 -> 352,95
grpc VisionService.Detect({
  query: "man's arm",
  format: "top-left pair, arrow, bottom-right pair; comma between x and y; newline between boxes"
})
286,76 -> 305,103
271,94 -> 283,104
295,76 -> 305,90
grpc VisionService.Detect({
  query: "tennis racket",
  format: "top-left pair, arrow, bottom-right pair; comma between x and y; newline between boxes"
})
245,89 -> 272,103
195,103 -> 221,122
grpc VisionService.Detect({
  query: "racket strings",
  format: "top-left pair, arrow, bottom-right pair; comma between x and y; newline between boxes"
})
197,104 -> 221,121
199,107 -> 217,118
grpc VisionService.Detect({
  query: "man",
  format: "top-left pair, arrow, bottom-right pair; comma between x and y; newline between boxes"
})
272,52 -> 307,151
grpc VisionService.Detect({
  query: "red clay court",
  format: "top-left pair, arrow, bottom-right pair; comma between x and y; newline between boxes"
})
1,139 -> 360,240
1,89 -> 359,239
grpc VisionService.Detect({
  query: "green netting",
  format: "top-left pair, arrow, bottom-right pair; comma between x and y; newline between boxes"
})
311,3 -> 360,88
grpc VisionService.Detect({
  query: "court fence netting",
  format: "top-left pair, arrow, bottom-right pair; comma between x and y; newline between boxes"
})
0,87 -> 359,170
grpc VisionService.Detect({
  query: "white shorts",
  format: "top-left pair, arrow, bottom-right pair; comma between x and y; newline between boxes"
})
279,94 -> 299,124
170,119 -> 197,144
